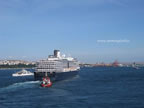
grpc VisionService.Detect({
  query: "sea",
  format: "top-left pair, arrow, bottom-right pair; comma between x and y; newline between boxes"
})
0,67 -> 144,108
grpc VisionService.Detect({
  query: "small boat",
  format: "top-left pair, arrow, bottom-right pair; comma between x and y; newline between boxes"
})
40,77 -> 52,87
12,69 -> 34,77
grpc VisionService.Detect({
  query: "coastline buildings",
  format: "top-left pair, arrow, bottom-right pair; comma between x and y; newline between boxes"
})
80,61 -> 144,68
0,60 -> 35,65
0,59 -> 144,68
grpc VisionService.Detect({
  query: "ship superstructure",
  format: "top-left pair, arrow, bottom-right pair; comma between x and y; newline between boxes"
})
34,50 -> 80,81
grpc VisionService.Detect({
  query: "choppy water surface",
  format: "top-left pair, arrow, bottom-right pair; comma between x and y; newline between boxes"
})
0,67 -> 144,108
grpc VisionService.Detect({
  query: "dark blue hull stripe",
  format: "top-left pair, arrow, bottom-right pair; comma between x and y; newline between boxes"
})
34,71 -> 79,81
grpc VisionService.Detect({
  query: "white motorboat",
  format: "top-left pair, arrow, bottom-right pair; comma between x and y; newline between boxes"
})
12,69 -> 34,77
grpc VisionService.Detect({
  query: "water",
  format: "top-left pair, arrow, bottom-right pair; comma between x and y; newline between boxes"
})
0,67 -> 144,108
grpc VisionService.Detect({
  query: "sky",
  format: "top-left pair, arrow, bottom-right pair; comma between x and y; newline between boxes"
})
0,0 -> 144,63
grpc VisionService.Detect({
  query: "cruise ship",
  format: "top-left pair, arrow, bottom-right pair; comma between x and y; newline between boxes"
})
34,50 -> 80,81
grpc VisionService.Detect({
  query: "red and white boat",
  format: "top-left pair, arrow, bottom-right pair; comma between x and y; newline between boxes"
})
40,77 -> 52,87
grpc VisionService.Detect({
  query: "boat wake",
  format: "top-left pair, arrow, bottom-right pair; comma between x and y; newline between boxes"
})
0,81 -> 40,93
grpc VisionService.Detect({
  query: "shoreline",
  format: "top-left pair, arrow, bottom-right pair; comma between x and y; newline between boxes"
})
0,67 -> 35,70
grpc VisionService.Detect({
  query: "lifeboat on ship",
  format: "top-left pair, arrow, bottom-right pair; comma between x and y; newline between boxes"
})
41,77 -> 52,87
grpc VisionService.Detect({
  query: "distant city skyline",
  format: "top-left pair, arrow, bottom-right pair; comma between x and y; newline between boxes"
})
0,0 -> 144,63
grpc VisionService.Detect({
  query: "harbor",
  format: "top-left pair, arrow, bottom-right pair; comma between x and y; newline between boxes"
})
0,67 -> 144,108
1,50 -> 80,88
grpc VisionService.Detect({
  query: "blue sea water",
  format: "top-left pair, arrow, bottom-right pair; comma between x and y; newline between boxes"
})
0,67 -> 144,108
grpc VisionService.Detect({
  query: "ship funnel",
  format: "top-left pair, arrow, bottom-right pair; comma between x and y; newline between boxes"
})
54,50 -> 61,58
